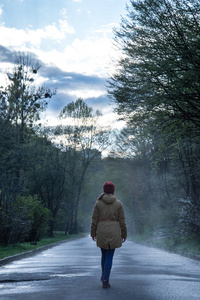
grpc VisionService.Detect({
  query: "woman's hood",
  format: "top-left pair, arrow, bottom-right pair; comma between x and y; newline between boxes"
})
99,194 -> 117,205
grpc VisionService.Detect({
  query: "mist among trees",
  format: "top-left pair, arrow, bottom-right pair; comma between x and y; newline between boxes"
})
1,0 -> 200,248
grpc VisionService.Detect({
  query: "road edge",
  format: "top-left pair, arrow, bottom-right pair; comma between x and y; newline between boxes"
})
0,235 -> 87,267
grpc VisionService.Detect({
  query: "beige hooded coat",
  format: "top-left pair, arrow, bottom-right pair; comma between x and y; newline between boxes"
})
91,193 -> 127,249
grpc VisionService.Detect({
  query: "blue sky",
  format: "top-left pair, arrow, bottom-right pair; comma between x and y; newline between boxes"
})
0,0 -> 128,127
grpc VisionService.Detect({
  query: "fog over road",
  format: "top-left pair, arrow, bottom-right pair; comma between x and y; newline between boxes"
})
0,236 -> 200,300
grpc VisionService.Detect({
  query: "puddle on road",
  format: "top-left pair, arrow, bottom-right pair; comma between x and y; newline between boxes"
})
0,273 -> 51,283
0,277 -> 50,283
0,272 -> 91,283
52,272 -> 90,278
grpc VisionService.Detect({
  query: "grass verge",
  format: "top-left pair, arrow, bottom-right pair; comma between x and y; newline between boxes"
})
0,233 -> 86,259
149,236 -> 200,256
131,233 -> 200,259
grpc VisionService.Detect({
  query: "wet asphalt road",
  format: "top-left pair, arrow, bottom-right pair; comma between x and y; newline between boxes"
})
0,236 -> 200,300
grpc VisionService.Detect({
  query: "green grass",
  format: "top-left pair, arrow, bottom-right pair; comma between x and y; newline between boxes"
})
130,232 -> 200,258
0,233 -> 86,259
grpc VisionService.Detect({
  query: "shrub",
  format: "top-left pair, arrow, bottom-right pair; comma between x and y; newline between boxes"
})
0,194 -> 51,245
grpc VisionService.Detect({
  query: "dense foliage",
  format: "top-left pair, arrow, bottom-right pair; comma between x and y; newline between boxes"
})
108,0 -> 200,238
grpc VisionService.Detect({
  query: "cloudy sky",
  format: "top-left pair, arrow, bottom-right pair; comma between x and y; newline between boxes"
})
0,0 -> 128,128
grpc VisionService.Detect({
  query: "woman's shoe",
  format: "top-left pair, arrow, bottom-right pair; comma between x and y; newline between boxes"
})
102,280 -> 111,288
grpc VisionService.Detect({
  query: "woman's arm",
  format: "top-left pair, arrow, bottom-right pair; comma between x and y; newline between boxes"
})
90,203 -> 99,240
119,204 -> 127,240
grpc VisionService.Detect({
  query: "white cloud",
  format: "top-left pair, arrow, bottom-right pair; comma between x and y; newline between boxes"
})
31,31 -> 120,80
58,19 -> 74,34
0,15 -> 74,50
29,34 -> 114,77
0,5 -> 118,78
0,8 -> 3,16
59,8 -> 74,34
63,36 -> 116,76
67,89 -> 106,99
72,0 -> 82,2
0,26 -> 28,49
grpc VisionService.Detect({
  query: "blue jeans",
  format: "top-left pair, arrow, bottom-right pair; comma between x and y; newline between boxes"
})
101,248 -> 115,282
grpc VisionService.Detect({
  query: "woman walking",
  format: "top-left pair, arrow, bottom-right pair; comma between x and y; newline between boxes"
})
91,181 -> 127,288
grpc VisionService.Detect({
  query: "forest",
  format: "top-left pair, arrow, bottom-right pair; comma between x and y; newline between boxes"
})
1,0 -> 200,251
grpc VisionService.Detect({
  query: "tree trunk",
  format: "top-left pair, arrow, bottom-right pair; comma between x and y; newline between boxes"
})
48,219 -> 54,237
